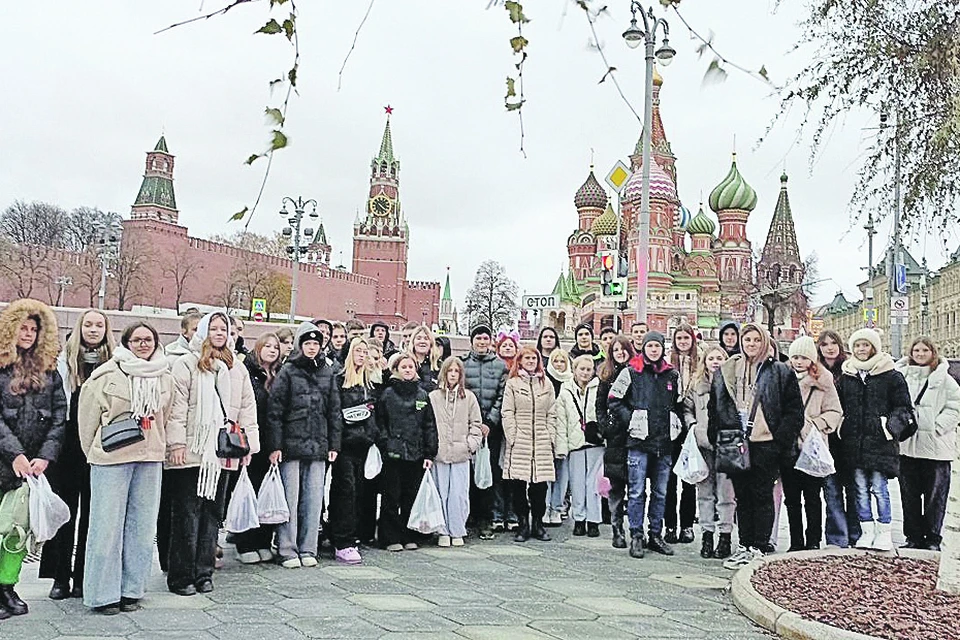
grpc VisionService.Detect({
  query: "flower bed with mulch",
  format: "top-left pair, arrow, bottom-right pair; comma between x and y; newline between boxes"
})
751,554 -> 960,640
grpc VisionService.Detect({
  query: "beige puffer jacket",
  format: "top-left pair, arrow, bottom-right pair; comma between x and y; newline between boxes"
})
166,353 -> 259,469
683,376 -> 712,450
797,367 -> 843,442
502,374 -> 557,483
429,388 -> 483,464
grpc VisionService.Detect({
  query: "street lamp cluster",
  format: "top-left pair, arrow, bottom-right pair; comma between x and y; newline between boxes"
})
280,196 -> 318,322
94,216 -> 123,310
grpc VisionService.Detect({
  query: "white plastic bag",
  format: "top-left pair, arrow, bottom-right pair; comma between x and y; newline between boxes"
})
473,439 -> 493,490
256,462 -> 289,525
364,444 -> 383,480
794,430 -> 836,478
25,474 -> 70,543
225,467 -> 260,533
407,469 -> 446,534
673,429 -> 710,485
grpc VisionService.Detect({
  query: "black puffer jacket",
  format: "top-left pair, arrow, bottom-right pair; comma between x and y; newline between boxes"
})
376,378 -> 438,462
837,360 -> 912,478
598,362 -> 628,481
244,356 -> 272,432
608,356 -> 681,457
708,356 -> 804,459
265,353 -> 343,460
338,374 -> 379,458
417,357 -> 440,393
0,369 -> 67,491
460,351 -> 507,427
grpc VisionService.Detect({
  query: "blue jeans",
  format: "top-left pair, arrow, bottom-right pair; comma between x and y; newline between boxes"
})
278,459 -> 327,559
84,462 -> 162,608
626,449 -> 672,535
823,472 -> 861,547
547,457 -> 569,513
852,468 -> 891,524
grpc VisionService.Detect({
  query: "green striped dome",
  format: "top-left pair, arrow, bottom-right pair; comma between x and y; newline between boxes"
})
686,206 -> 716,236
709,154 -> 757,212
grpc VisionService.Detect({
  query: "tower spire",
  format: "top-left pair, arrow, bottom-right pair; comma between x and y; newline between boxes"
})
131,134 -> 178,224
377,105 -> 395,164
442,267 -> 452,301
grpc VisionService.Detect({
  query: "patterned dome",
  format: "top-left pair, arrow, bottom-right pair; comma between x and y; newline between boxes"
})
623,159 -> 677,205
574,169 -> 609,210
675,204 -> 692,229
687,206 -> 716,236
708,153 -> 757,212
591,203 -> 619,236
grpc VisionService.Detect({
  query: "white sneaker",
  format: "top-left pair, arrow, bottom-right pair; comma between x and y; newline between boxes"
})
237,551 -> 261,564
438,535 -> 451,547
451,537 -> 465,547
854,521 -> 876,549
748,547 -> 765,563
549,511 -> 563,525
257,548 -> 274,562
281,557 -> 302,569
872,523 -> 893,551
723,546 -> 752,570
300,555 -> 319,568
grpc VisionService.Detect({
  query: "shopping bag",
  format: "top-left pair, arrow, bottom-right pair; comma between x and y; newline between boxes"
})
256,462 -> 289,525
25,474 -> 70,543
794,430 -> 836,478
473,439 -> 493,490
597,475 -> 611,498
407,470 -> 446,534
673,429 -> 710,484
224,467 -> 260,533
364,444 -> 383,480
0,483 -> 31,553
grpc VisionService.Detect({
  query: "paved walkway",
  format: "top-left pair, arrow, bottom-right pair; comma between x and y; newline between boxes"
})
7,520 -> 775,640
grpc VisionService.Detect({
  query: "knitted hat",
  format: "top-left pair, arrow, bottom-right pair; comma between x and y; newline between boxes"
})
299,329 -> 323,348
849,328 -> 882,355
574,322 -> 594,338
642,331 -> 665,348
788,336 -> 818,362
470,324 -> 492,340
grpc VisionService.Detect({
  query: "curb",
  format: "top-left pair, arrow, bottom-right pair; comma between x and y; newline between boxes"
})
730,547 -> 940,640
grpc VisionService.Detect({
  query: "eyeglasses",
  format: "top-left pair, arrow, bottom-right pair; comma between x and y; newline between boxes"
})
129,338 -> 154,346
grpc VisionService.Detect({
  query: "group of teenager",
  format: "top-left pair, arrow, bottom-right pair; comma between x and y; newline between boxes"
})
0,297 -> 955,621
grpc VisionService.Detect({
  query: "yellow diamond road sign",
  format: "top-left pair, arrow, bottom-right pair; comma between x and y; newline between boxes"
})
605,161 -> 632,193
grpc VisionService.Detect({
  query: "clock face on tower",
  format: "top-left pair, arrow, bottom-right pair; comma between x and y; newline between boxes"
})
371,195 -> 391,216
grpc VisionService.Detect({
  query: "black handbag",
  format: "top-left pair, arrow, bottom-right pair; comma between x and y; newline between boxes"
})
568,387 -> 604,446
214,388 -> 250,459
715,394 -> 761,475
101,413 -> 145,453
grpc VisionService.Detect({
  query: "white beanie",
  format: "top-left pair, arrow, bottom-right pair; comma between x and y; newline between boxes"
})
848,328 -> 882,356
788,336 -> 818,362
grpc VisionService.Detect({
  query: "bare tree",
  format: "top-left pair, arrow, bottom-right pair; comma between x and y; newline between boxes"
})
0,201 -> 72,299
112,234 -> 156,310
209,230 -> 289,258
73,250 -> 103,308
463,260 -> 518,331
161,246 -> 202,311
65,207 -> 120,252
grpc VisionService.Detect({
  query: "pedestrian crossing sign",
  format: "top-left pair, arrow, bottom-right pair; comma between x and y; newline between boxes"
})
252,298 -> 267,314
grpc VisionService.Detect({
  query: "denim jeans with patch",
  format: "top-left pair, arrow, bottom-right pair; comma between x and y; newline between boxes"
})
626,449 -> 672,536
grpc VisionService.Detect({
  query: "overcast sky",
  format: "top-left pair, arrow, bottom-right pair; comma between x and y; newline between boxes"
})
1,1 -> 954,310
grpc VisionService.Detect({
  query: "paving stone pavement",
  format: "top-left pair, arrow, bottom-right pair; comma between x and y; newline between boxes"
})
6,519 -> 778,640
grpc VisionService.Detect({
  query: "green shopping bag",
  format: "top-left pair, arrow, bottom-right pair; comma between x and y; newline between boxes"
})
0,483 -> 32,553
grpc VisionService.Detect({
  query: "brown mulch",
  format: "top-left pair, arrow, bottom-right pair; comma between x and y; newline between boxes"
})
751,555 -> 960,640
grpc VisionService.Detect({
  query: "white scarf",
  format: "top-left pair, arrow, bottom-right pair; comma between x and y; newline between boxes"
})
112,346 -> 167,420
188,357 -> 231,500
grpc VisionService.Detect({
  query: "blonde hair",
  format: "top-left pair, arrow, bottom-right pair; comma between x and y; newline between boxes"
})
407,325 -> 441,372
64,309 -> 115,391
571,354 -> 596,372
438,356 -> 467,398
197,312 -> 234,373
693,344 -> 728,386
548,348 -> 571,370
343,338 -> 373,389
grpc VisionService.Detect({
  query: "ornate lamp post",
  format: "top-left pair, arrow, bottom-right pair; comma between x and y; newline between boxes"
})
94,216 -> 123,310
622,3 -> 675,323
280,196 -> 318,322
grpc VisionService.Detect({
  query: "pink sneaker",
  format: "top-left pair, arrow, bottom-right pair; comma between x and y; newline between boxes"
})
335,547 -> 363,565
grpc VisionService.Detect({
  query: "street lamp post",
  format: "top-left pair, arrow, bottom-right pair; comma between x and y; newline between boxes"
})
622,3 -> 675,324
280,196 -> 318,322
94,216 -> 123,310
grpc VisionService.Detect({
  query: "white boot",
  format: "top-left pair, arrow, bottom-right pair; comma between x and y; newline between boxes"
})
872,522 -> 893,551
854,521 -> 876,549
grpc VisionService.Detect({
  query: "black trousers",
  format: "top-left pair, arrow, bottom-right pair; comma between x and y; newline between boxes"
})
357,475 -> 380,543
900,456 -> 952,545
39,452 -> 90,585
665,436 -> 697,530
781,463 -> 824,549
157,471 -> 173,572
234,454 -> 275,554
378,459 -> 422,547
166,468 -> 230,591
471,429 -> 510,527
328,453 -> 364,550
730,442 -> 779,550
507,479 -> 547,526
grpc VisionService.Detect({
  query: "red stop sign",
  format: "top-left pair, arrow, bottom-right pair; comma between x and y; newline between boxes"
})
253,312 -> 265,323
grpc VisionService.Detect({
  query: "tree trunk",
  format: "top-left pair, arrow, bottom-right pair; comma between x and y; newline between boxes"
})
937,452 -> 960,593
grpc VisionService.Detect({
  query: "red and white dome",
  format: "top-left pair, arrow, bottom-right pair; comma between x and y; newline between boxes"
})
623,159 -> 676,205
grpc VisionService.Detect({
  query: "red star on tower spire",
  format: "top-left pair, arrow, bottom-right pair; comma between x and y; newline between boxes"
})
384,105 -> 394,115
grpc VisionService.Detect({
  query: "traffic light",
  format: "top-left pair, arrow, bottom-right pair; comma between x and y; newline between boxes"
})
618,254 -> 629,278
599,251 -> 628,302
600,251 -> 616,285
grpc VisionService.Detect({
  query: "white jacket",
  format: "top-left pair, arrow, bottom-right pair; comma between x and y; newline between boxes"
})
554,377 -> 600,457
895,356 -> 960,461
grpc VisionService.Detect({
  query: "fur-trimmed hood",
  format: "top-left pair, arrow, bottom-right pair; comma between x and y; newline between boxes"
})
0,298 -> 60,373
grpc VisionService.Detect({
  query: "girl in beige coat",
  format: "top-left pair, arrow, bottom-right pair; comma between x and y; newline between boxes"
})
502,347 -> 557,543
783,336 -> 842,551
78,322 -> 173,614
429,357 -> 483,546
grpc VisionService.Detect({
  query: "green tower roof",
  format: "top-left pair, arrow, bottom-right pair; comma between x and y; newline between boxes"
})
154,135 -> 169,153
442,269 -> 452,301
552,273 -> 568,299
377,118 -> 395,164
687,205 -> 716,236
709,153 -> 757,212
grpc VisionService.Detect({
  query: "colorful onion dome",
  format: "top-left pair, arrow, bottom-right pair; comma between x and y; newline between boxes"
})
591,203 -> 619,236
574,169 -> 609,210
708,153 -> 758,212
687,205 -> 717,236
623,159 -> 677,205
675,204 -> 692,229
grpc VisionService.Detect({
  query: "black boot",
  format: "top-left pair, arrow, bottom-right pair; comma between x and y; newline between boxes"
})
573,521 -> 587,536
700,531 -> 715,559
714,533 -> 733,559
629,531 -> 645,558
612,524 -> 627,549
0,585 -> 28,616
679,527 -> 695,543
531,519 -> 551,542
646,533 -> 674,556
664,528 -> 678,544
586,522 -> 600,538
513,523 -> 530,543
48,581 -> 70,600
0,606 -> 9,620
